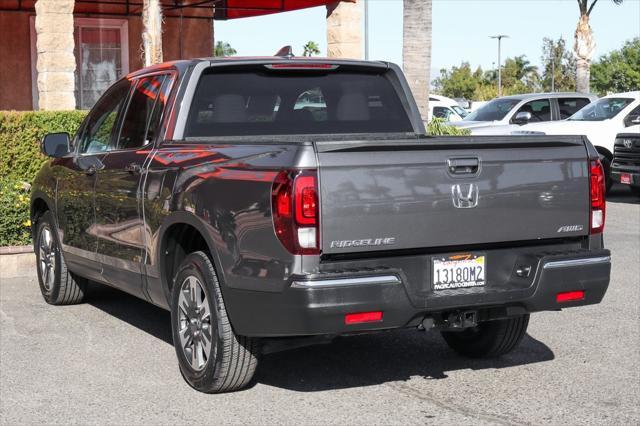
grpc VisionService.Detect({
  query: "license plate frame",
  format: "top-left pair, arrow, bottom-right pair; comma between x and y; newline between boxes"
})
432,253 -> 486,291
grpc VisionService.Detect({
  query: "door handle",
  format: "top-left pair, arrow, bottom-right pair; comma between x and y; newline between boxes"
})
447,157 -> 480,175
125,163 -> 142,174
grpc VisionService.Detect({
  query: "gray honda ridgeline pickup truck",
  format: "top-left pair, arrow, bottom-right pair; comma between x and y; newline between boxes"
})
31,56 -> 611,393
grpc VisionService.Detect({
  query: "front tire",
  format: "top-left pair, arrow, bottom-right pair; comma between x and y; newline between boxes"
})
35,211 -> 87,305
170,251 -> 259,393
441,315 -> 529,358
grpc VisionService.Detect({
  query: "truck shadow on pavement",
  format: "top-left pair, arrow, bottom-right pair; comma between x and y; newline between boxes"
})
87,282 -> 555,392
257,331 -> 554,391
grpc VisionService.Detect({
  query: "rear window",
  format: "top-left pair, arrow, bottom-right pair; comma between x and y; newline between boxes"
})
184,69 -> 413,137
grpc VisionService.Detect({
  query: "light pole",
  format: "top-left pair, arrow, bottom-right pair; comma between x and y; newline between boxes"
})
364,0 -> 370,60
551,58 -> 555,92
489,34 -> 509,97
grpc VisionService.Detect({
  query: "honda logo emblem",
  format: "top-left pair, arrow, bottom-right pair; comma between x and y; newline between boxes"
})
623,139 -> 633,148
451,184 -> 479,208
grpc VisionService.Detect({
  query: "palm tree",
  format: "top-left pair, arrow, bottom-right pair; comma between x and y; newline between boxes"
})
403,0 -> 432,122
574,0 -> 623,93
302,41 -> 321,57
142,0 -> 163,66
214,41 -> 237,57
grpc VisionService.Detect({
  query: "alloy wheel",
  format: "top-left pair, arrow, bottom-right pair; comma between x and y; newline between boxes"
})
38,226 -> 56,291
177,276 -> 213,371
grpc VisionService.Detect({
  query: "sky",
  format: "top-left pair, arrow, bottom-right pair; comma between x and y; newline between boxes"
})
215,0 -> 640,79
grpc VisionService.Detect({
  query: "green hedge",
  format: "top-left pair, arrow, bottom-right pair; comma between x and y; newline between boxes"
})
0,110 -> 87,246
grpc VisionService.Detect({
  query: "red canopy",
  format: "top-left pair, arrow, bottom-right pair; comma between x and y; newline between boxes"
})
0,1 -> 349,21
215,0 -> 341,20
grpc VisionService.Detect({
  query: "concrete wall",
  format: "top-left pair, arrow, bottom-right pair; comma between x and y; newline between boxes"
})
0,13 -> 212,111
0,11 -> 34,111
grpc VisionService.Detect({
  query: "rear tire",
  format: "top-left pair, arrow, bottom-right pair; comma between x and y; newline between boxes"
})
599,154 -> 613,193
170,251 -> 259,393
441,314 -> 529,358
35,211 -> 87,305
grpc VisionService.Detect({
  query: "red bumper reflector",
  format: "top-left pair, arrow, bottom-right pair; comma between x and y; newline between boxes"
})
556,290 -> 585,303
345,311 -> 383,325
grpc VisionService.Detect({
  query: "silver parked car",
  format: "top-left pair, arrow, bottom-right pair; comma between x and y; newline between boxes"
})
449,92 -> 598,135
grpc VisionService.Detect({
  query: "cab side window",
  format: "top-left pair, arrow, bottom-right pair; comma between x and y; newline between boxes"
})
558,97 -> 591,119
623,105 -> 640,127
514,99 -> 551,123
117,75 -> 169,150
433,106 -> 453,120
78,80 -> 131,154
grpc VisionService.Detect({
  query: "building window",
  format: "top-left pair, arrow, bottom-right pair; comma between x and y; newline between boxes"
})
74,18 -> 129,109
30,17 -> 129,110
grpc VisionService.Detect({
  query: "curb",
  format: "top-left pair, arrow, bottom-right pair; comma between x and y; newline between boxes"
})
0,246 -> 35,279
0,245 -> 33,255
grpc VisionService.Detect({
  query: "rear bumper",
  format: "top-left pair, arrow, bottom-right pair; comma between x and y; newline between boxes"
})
224,249 -> 611,337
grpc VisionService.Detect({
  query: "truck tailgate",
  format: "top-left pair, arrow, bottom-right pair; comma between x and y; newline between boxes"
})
316,136 -> 590,254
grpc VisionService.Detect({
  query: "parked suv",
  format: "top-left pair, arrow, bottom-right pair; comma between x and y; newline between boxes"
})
450,92 -> 597,134
611,126 -> 640,196
31,57 -> 611,393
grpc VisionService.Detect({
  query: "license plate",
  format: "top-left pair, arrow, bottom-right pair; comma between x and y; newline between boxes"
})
620,173 -> 632,185
432,254 -> 486,290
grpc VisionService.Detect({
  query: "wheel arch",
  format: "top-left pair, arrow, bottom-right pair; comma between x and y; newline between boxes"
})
595,145 -> 613,160
30,191 -> 53,240
156,212 -> 226,307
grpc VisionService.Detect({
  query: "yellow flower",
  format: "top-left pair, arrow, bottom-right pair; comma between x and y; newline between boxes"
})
23,219 -> 31,227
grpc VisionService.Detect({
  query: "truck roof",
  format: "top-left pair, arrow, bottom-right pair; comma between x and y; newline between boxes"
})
126,57 -> 391,79
497,92 -> 599,101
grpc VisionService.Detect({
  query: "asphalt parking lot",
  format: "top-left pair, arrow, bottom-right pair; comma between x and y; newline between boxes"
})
1,185 -> 638,425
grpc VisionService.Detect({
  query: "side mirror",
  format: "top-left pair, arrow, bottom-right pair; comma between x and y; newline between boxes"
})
42,132 -> 71,157
624,114 -> 640,127
513,111 -> 532,125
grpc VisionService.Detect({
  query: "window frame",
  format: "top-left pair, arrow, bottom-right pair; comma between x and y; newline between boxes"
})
29,16 -> 129,110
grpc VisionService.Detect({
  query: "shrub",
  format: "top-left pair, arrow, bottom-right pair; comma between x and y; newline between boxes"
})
0,179 -> 32,246
0,110 -> 87,182
0,110 -> 87,246
427,118 -> 471,136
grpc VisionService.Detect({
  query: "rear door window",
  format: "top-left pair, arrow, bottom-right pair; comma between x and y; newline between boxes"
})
185,69 -> 413,137
117,74 -> 169,150
558,97 -> 591,119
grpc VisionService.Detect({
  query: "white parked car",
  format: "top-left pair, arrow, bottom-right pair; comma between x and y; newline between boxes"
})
449,92 -> 597,135
515,91 -> 640,190
429,94 -> 468,122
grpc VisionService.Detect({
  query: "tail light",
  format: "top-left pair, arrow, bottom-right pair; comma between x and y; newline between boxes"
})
589,160 -> 606,234
272,170 -> 320,255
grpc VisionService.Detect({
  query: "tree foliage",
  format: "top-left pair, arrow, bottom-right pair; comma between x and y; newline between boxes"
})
214,41 -> 237,57
302,41 -> 321,57
540,37 -> 577,92
590,38 -> 640,95
433,55 -> 539,100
